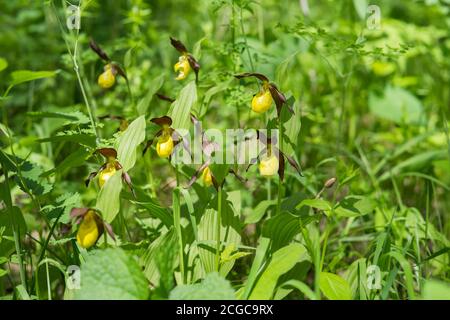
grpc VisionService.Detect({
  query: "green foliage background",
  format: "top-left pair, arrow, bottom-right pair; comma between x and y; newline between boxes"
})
0,0 -> 449,300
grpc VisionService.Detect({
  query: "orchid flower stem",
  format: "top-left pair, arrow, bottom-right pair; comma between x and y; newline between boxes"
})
215,185 -> 223,272
173,187 -> 185,284
126,79 -> 135,110
276,117 -> 284,215
52,0 -> 99,143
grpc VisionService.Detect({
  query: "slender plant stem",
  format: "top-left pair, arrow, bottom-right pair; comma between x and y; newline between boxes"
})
276,117 -> 284,215
215,185 -> 223,272
45,257 -> 51,300
173,187 -> 185,284
52,0 -> 99,141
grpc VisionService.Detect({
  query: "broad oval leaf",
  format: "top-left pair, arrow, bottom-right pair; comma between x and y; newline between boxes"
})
369,86 -> 424,125
249,243 -> 307,300
168,80 -> 197,130
319,272 -> 352,300
10,70 -> 57,86
96,170 -> 122,223
73,248 -> 149,300
116,115 -> 146,172
169,272 -> 235,300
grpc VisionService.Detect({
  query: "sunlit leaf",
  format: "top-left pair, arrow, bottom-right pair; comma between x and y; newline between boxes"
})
96,170 -> 122,223
116,115 -> 146,172
319,272 -> 352,300
10,70 -> 57,86
249,243 -> 307,299
73,248 -> 149,300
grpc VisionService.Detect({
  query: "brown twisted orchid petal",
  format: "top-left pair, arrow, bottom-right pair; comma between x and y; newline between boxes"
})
234,72 -> 269,83
187,55 -> 200,82
156,93 -> 176,103
170,37 -> 188,54
89,39 -> 110,62
278,152 -> 286,181
283,152 -> 303,176
110,63 -> 128,80
229,168 -> 247,184
103,222 -> 116,241
150,116 -> 173,127
273,147 -> 303,178
142,139 -> 154,156
85,164 -> 107,187
268,83 -> 292,116
186,161 -> 211,188
70,208 -> 89,219
246,147 -> 267,172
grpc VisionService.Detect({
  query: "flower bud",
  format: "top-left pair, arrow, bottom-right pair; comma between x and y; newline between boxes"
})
324,177 -> 337,189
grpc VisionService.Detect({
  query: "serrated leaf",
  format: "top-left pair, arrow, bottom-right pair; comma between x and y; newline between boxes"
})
319,272 -> 352,300
27,110 -> 90,125
37,132 -> 96,148
0,151 -> 53,195
96,170 -> 122,223
116,115 -> 146,172
73,248 -> 149,300
249,243 -> 306,299
169,272 -> 235,300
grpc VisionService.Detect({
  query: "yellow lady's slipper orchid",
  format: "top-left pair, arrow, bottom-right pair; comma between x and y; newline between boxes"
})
174,55 -> 191,80
156,133 -> 174,158
258,154 -> 279,177
251,89 -> 273,114
98,64 -> 116,89
76,210 -> 101,249
98,162 -> 117,188
201,166 -> 213,187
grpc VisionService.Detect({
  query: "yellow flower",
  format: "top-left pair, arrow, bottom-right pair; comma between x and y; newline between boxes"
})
76,210 -> 101,249
258,154 -> 279,177
201,166 -> 213,187
174,55 -> 191,80
98,65 -> 116,89
156,133 -> 174,158
251,90 -> 273,113
98,162 -> 117,188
